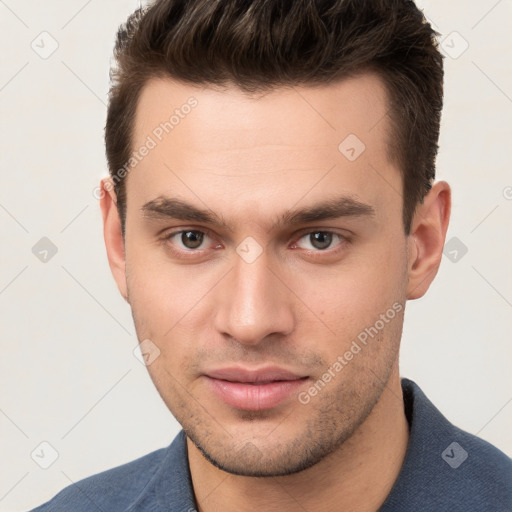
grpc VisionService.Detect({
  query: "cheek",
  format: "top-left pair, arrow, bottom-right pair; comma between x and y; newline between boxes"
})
307,254 -> 405,322
297,243 -> 407,359
124,246 -> 222,373
125,244 -> 196,327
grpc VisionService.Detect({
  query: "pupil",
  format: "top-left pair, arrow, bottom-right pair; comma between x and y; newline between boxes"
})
311,232 -> 332,250
182,231 -> 203,249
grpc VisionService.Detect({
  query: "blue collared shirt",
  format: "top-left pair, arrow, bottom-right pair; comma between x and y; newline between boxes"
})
31,379 -> 512,511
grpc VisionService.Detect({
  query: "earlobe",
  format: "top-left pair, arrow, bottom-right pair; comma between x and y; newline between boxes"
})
406,181 -> 451,300
99,177 -> 129,302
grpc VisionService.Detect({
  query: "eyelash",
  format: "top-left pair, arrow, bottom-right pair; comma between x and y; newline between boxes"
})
159,228 -> 349,260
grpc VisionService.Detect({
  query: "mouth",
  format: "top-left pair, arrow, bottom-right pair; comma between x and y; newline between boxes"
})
204,366 -> 309,411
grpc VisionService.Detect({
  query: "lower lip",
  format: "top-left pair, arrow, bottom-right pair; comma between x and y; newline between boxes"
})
205,376 -> 308,411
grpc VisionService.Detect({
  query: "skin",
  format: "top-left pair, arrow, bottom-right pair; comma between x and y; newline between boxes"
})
100,73 -> 451,511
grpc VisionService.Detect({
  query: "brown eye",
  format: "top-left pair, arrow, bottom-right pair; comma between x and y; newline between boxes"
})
180,230 -> 204,249
292,230 -> 348,257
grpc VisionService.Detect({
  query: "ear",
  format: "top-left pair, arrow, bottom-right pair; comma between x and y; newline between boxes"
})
406,181 -> 451,300
99,177 -> 128,302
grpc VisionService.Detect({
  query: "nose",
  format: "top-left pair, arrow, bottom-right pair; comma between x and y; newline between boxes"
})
213,247 -> 295,346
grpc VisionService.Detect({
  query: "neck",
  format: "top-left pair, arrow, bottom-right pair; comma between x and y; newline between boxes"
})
187,365 -> 409,512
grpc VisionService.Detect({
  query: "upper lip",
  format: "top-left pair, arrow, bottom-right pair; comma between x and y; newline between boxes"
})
205,366 -> 307,383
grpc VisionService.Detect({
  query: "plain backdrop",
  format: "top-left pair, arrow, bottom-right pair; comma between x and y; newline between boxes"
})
0,1 -> 511,510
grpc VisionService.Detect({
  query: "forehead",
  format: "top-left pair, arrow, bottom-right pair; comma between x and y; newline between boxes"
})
132,72 -> 391,151
126,73 -> 400,228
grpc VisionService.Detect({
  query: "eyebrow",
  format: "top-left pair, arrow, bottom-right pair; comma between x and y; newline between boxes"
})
140,195 -> 375,231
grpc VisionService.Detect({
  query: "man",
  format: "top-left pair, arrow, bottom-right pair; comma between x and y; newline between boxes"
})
31,0 -> 511,510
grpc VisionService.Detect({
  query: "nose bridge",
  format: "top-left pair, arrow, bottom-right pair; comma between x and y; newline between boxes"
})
214,247 -> 294,345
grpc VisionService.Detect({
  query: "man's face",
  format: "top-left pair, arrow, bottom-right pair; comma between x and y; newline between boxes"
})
121,74 -> 410,476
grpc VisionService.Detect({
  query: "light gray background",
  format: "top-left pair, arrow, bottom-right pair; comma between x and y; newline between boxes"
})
1,1 -> 511,510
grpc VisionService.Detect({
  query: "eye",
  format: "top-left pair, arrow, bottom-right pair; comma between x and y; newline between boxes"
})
177,230 -> 205,249
163,229 -> 214,252
293,231 -> 346,251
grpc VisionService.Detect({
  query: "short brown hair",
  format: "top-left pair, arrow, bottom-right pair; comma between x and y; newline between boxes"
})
105,0 -> 443,236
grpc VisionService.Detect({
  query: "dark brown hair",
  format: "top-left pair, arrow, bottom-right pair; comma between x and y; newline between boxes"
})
105,0 -> 443,236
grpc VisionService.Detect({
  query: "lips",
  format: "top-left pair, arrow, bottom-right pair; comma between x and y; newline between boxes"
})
204,366 -> 309,411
